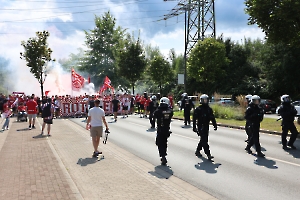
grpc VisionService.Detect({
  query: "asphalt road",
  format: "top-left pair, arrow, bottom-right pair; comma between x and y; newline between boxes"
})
70,115 -> 300,200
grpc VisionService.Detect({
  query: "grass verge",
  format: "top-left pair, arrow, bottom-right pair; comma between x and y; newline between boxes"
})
173,110 -> 300,133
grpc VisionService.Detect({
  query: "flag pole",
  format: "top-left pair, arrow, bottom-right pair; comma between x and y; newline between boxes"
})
71,68 -> 73,97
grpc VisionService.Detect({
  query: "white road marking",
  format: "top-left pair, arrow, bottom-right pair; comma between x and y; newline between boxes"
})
124,120 -> 300,167
267,156 -> 300,167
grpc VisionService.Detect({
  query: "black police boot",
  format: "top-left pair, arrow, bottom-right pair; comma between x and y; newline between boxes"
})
161,156 -> 167,165
256,152 -> 265,157
195,151 -> 202,157
245,147 -> 252,154
287,144 -> 297,149
207,154 -> 214,160
282,145 -> 290,150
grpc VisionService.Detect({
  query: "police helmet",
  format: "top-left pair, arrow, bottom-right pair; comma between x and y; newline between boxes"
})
182,92 -> 187,97
245,94 -> 252,102
151,95 -> 157,101
200,94 -> 209,104
281,94 -> 290,103
251,95 -> 260,105
160,97 -> 170,105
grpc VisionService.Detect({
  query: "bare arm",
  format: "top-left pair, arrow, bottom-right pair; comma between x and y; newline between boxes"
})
86,116 -> 91,130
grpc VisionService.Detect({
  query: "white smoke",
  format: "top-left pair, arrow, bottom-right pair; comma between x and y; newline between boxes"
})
12,60 -> 95,97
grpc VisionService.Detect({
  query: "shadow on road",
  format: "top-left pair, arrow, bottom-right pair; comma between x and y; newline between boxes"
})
284,149 -> 300,159
194,158 -> 222,174
254,157 -> 278,169
146,128 -> 156,132
32,134 -> 50,139
181,125 -> 192,129
148,165 -> 173,179
16,128 -> 31,132
76,157 -> 97,166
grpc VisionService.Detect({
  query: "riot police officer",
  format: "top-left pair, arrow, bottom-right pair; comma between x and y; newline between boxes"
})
193,94 -> 217,160
149,95 -> 159,129
180,93 -> 194,126
278,94 -> 298,150
244,95 -> 265,157
154,97 -> 173,165
244,94 -> 252,142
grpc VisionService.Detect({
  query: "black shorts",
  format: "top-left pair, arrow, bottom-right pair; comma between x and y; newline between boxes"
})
55,108 -> 60,112
123,106 -> 128,110
113,107 -> 118,112
140,105 -> 144,110
44,118 -> 53,124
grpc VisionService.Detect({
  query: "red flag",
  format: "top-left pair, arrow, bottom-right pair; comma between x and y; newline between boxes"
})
45,91 -> 50,96
104,76 -> 111,86
88,75 -> 91,84
71,69 -> 85,91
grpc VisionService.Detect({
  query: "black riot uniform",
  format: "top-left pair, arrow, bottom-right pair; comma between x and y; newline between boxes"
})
244,95 -> 252,142
154,100 -> 173,165
278,96 -> 298,150
244,96 -> 265,157
181,95 -> 194,126
193,99 -> 217,159
149,97 -> 159,128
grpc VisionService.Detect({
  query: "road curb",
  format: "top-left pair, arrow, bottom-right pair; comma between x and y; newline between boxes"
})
172,117 -> 296,137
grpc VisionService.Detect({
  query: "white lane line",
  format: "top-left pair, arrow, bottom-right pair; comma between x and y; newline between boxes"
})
267,156 -> 300,167
128,121 -> 300,167
128,122 -> 148,128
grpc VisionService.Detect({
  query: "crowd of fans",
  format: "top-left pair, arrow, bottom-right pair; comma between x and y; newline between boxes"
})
0,92 -> 175,118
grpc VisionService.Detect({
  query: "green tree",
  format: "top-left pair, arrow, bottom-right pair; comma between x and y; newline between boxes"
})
20,31 -> 55,98
148,55 -> 174,95
0,56 -> 9,94
80,12 -> 126,87
216,38 -> 261,95
59,48 -> 85,71
187,38 -> 229,95
245,0 -> 300,46
116,34 -> 147,94
262,43 -> 300,99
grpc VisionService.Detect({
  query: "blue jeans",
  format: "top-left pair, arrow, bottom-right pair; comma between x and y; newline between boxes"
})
2,117 -> 10,129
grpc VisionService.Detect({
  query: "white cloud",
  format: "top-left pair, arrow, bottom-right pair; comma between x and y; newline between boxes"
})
219,26 -> 265,43
0,0 -> 266,95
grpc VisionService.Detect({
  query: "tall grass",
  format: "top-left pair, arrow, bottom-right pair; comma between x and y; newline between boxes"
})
210,104 -> 244,120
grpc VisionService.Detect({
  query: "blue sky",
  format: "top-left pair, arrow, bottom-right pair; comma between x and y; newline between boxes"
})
0,0 -> 264,94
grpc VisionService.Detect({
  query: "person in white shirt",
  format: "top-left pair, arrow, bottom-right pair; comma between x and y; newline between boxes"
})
86,99 -> 109,157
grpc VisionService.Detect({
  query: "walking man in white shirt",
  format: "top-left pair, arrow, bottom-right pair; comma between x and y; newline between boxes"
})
86,99 -> 109,157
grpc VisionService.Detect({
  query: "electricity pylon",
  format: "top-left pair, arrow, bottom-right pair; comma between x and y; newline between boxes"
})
162,0 -> 216,92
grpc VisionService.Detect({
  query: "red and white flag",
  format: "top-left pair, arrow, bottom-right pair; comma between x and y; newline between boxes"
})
99,76 -> 114,94
45,90 -> 50,96
104,76 -> 111,86
71,68 -> 85,91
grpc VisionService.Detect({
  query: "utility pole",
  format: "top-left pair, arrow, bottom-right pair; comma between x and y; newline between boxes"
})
162,0 -> 216,92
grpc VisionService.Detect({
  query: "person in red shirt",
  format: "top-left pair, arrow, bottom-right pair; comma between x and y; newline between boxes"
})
140,96 -> 146,118
168,93 -> 174,109
1,99 -> 11,131
144,96 -> 151,118
17,102 -> 26,112
26,96 -> 38,130
135,94 -> 141,114
17,102 -> 27,122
